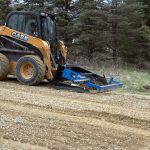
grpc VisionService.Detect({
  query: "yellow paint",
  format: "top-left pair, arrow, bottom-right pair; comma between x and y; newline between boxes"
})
0,26 -> 55,80
56,40 -> 68,62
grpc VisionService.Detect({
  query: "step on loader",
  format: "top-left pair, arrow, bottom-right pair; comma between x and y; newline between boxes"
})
0,11 -> 123,93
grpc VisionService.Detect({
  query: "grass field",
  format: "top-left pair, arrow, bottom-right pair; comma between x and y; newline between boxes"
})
85,65 -> 150,95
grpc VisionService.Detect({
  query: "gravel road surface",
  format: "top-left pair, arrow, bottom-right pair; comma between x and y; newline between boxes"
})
0,77 -> 150,150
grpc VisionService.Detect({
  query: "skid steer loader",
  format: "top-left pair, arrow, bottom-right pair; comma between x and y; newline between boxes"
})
0,11 -> 123,92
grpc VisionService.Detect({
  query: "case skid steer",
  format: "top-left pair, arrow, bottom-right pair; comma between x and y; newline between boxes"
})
0,11 -> 123,93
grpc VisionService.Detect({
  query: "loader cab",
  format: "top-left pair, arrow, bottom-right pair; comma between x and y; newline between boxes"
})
6,11 -> 57,53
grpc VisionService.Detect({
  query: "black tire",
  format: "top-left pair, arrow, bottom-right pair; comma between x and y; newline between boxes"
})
16,55 -> 45,85
0,53 -> 10,80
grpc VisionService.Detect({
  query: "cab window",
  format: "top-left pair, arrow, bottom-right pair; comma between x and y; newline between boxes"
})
7,13 -> 39,37
7,14 -> 18,30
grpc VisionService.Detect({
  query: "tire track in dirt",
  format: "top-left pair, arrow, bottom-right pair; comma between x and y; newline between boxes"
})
0,138 -> 48,150
0,97 -> 150,131
0,80 -> 150,149
1,79 -> 150,114
0,81 -> 150,131
0,88 -> 150,122
1,108 -> 149,150
1,79 -> 150,104
0,100 -> 150,137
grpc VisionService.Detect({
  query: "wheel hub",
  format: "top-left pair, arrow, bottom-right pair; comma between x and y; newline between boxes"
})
20,62 -> 35,80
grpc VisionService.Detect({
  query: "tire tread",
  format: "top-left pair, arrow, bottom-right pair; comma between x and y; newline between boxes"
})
0,53 -> 9,80
16,55 -> 45,85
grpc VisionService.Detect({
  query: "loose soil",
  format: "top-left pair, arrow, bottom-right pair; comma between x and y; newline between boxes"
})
0,77 -> 150,150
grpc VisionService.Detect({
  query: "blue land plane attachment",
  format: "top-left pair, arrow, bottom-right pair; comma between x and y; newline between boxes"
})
54,64 -> 123,93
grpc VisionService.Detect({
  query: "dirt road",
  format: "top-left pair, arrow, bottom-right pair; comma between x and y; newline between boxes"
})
0,77 -> 150,150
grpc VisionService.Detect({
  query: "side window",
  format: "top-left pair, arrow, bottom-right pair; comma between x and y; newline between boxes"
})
7,14 -> 18,30
23,15 -> 38,37
18,15 -> 26,32
7,14 -> 39,37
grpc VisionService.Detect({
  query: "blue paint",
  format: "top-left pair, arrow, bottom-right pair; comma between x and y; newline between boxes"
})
62,68 -> 89,82
61,67 -> 123,92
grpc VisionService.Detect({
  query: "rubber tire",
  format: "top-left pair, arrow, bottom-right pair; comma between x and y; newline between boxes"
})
16,55 -> 45,86
0,53 -> 10,80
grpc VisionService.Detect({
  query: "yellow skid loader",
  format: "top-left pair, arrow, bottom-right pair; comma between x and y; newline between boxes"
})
0,11 -> 123,92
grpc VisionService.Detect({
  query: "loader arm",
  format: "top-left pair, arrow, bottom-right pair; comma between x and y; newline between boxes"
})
56,40 -> 68,63
0,26 -> 54,80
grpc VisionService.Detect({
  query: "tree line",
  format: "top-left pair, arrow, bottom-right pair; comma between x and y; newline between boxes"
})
0,0 -> 150,68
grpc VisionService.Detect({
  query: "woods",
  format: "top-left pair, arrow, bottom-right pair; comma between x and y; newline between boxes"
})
0,0 -> 149,68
